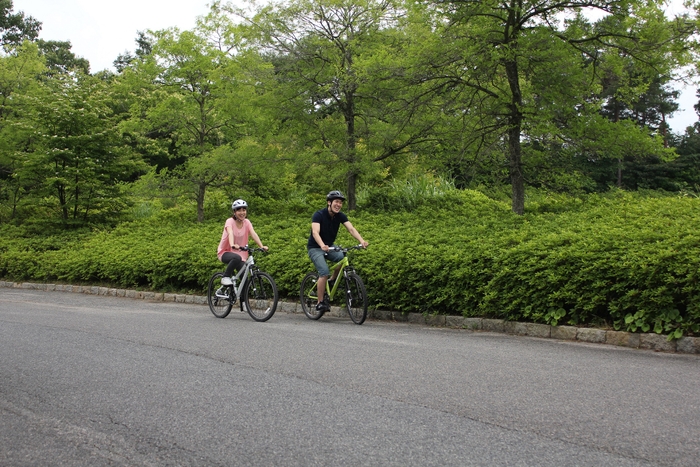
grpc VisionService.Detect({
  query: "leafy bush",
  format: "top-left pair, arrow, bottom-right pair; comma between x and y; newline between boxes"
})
1,189 -> 699,338
358,174 -> 458,212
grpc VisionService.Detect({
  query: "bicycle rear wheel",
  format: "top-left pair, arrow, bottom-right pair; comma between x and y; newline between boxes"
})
344,272 -> 367,325
243,271 -> 278,322
208,272 -> 233,318
300,272 -> 324,320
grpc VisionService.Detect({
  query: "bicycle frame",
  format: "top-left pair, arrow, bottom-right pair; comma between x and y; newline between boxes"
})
319,245 -> 365,302
325,255 -> 351,301
227,249 -> 258,304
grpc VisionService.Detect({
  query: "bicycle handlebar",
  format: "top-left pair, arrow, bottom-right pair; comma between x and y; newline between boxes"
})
238,245 -> 268,253
327,244 -> 366,253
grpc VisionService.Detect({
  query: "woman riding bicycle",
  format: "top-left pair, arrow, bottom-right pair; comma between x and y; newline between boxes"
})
307,190 -> 368,313
217,199 -> 268,286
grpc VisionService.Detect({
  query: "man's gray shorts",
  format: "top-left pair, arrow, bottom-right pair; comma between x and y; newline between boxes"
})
308,247 -> 344,277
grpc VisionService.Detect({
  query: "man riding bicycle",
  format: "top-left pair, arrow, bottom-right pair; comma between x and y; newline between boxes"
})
307,190 -> 368,313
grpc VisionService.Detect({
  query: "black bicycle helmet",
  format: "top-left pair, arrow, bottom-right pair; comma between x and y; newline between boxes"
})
326,190 -> 346,202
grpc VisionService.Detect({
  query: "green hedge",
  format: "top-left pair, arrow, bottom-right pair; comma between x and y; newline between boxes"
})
1,190 -> 698,338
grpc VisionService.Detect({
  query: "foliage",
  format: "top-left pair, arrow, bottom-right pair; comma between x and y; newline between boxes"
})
2,188 -> 698,338
358,173 -> 458,212
19,73 -> 146,226
36,39 -> 90,75
3,0 -> 700,228
1,0 -> 700,347
234,0 -> 439,209
414,0 -> 699,214
0,0 -> 41,47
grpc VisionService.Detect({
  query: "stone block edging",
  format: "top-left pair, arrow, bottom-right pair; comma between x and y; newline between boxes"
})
2,281 -> 698,355
385,310 -> 699,355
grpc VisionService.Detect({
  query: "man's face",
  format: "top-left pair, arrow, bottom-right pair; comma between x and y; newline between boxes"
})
329,198 -> 343,214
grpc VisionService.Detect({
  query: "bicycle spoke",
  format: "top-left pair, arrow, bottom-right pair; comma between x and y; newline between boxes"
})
244,272 -> 278,322
300,272 -> 324,320
208,272 -> 233,318
345,272 -> 368,325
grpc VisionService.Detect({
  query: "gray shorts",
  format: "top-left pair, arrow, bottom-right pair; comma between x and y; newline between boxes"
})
308,247 -> 344,277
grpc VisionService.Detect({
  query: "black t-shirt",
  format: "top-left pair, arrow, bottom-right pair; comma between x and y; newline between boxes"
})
307,208 -> 348,249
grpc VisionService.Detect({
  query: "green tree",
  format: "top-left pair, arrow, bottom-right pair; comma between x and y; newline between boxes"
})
128,28 -> 231,223
124,10 -> 275,222
420,0 -> 698,214
36,39 -> 90,75
113,31 -> 154,73
0,0 -> 40,47
18,73 -> 145,225
235,0 -> 435,209
0,41 -> 44,222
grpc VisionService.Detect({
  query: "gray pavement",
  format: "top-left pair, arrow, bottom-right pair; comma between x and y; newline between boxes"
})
0,288 -> 698,466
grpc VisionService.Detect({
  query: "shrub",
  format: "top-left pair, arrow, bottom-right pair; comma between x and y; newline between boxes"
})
1,190 -> 698,338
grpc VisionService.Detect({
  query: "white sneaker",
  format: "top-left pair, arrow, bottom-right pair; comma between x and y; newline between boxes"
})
221,277 -> 233,286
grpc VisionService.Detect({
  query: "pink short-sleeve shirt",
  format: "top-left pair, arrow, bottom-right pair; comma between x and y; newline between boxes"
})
217,218 -> 253,261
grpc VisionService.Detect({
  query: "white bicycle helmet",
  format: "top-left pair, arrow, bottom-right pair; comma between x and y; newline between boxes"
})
231,199 -> 248,210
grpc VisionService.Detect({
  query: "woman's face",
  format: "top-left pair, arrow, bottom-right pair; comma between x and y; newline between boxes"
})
234,207 -> 247,220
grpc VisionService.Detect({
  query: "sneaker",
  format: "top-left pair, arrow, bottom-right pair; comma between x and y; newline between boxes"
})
316,302 -> 329,313
221,276 -> 233,286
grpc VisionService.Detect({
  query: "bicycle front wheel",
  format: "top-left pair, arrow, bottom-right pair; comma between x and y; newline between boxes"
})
344,272 -> 367,325
243,272 -> 278,322
300,272 -> 324,320
208,272 -> 233,318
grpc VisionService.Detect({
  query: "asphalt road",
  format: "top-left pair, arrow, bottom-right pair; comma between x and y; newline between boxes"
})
0,290 -> 698,466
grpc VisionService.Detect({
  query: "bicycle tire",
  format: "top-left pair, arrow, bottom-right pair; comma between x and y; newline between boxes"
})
243,271 -> 278,322
344,272 -> 367,325
300,272 -> 324,320
208,272 -> 233,318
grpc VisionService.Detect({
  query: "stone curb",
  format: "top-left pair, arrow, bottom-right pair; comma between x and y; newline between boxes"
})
2,280 -> 699,355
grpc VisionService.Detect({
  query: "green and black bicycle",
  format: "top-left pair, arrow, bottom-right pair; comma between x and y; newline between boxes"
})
299,245 -> 368,325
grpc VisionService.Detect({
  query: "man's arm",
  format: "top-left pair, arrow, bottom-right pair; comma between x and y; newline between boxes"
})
343,221 -> 368,248
311,222 -> 329,251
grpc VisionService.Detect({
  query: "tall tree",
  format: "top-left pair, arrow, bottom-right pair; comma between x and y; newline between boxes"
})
18,73 -> 145,224
113,31 -> 154,73
36,39 -> 90,75
235,0 -> 433,209
0,41 -> 44,221
420,0 -> 699,214
124,11 -> 272,222
0,0 -> 40,47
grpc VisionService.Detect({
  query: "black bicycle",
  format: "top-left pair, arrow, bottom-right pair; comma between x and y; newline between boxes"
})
207,247 -> 278,322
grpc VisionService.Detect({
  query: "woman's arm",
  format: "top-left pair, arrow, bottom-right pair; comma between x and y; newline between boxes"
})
248,222 -> 268,250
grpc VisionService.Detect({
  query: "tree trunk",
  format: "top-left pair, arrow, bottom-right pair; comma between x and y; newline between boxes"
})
344,82 -> 358,210
508,124 -> 525,215
617,159 -> 623,187
196,181 -> 206,223
57,184 -> 68,220
504,52 -> 525,215
346,170 -> 357,210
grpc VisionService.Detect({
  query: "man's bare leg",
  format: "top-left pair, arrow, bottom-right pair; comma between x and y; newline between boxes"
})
329,264 -> 341,282
317,276 -> 328,306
